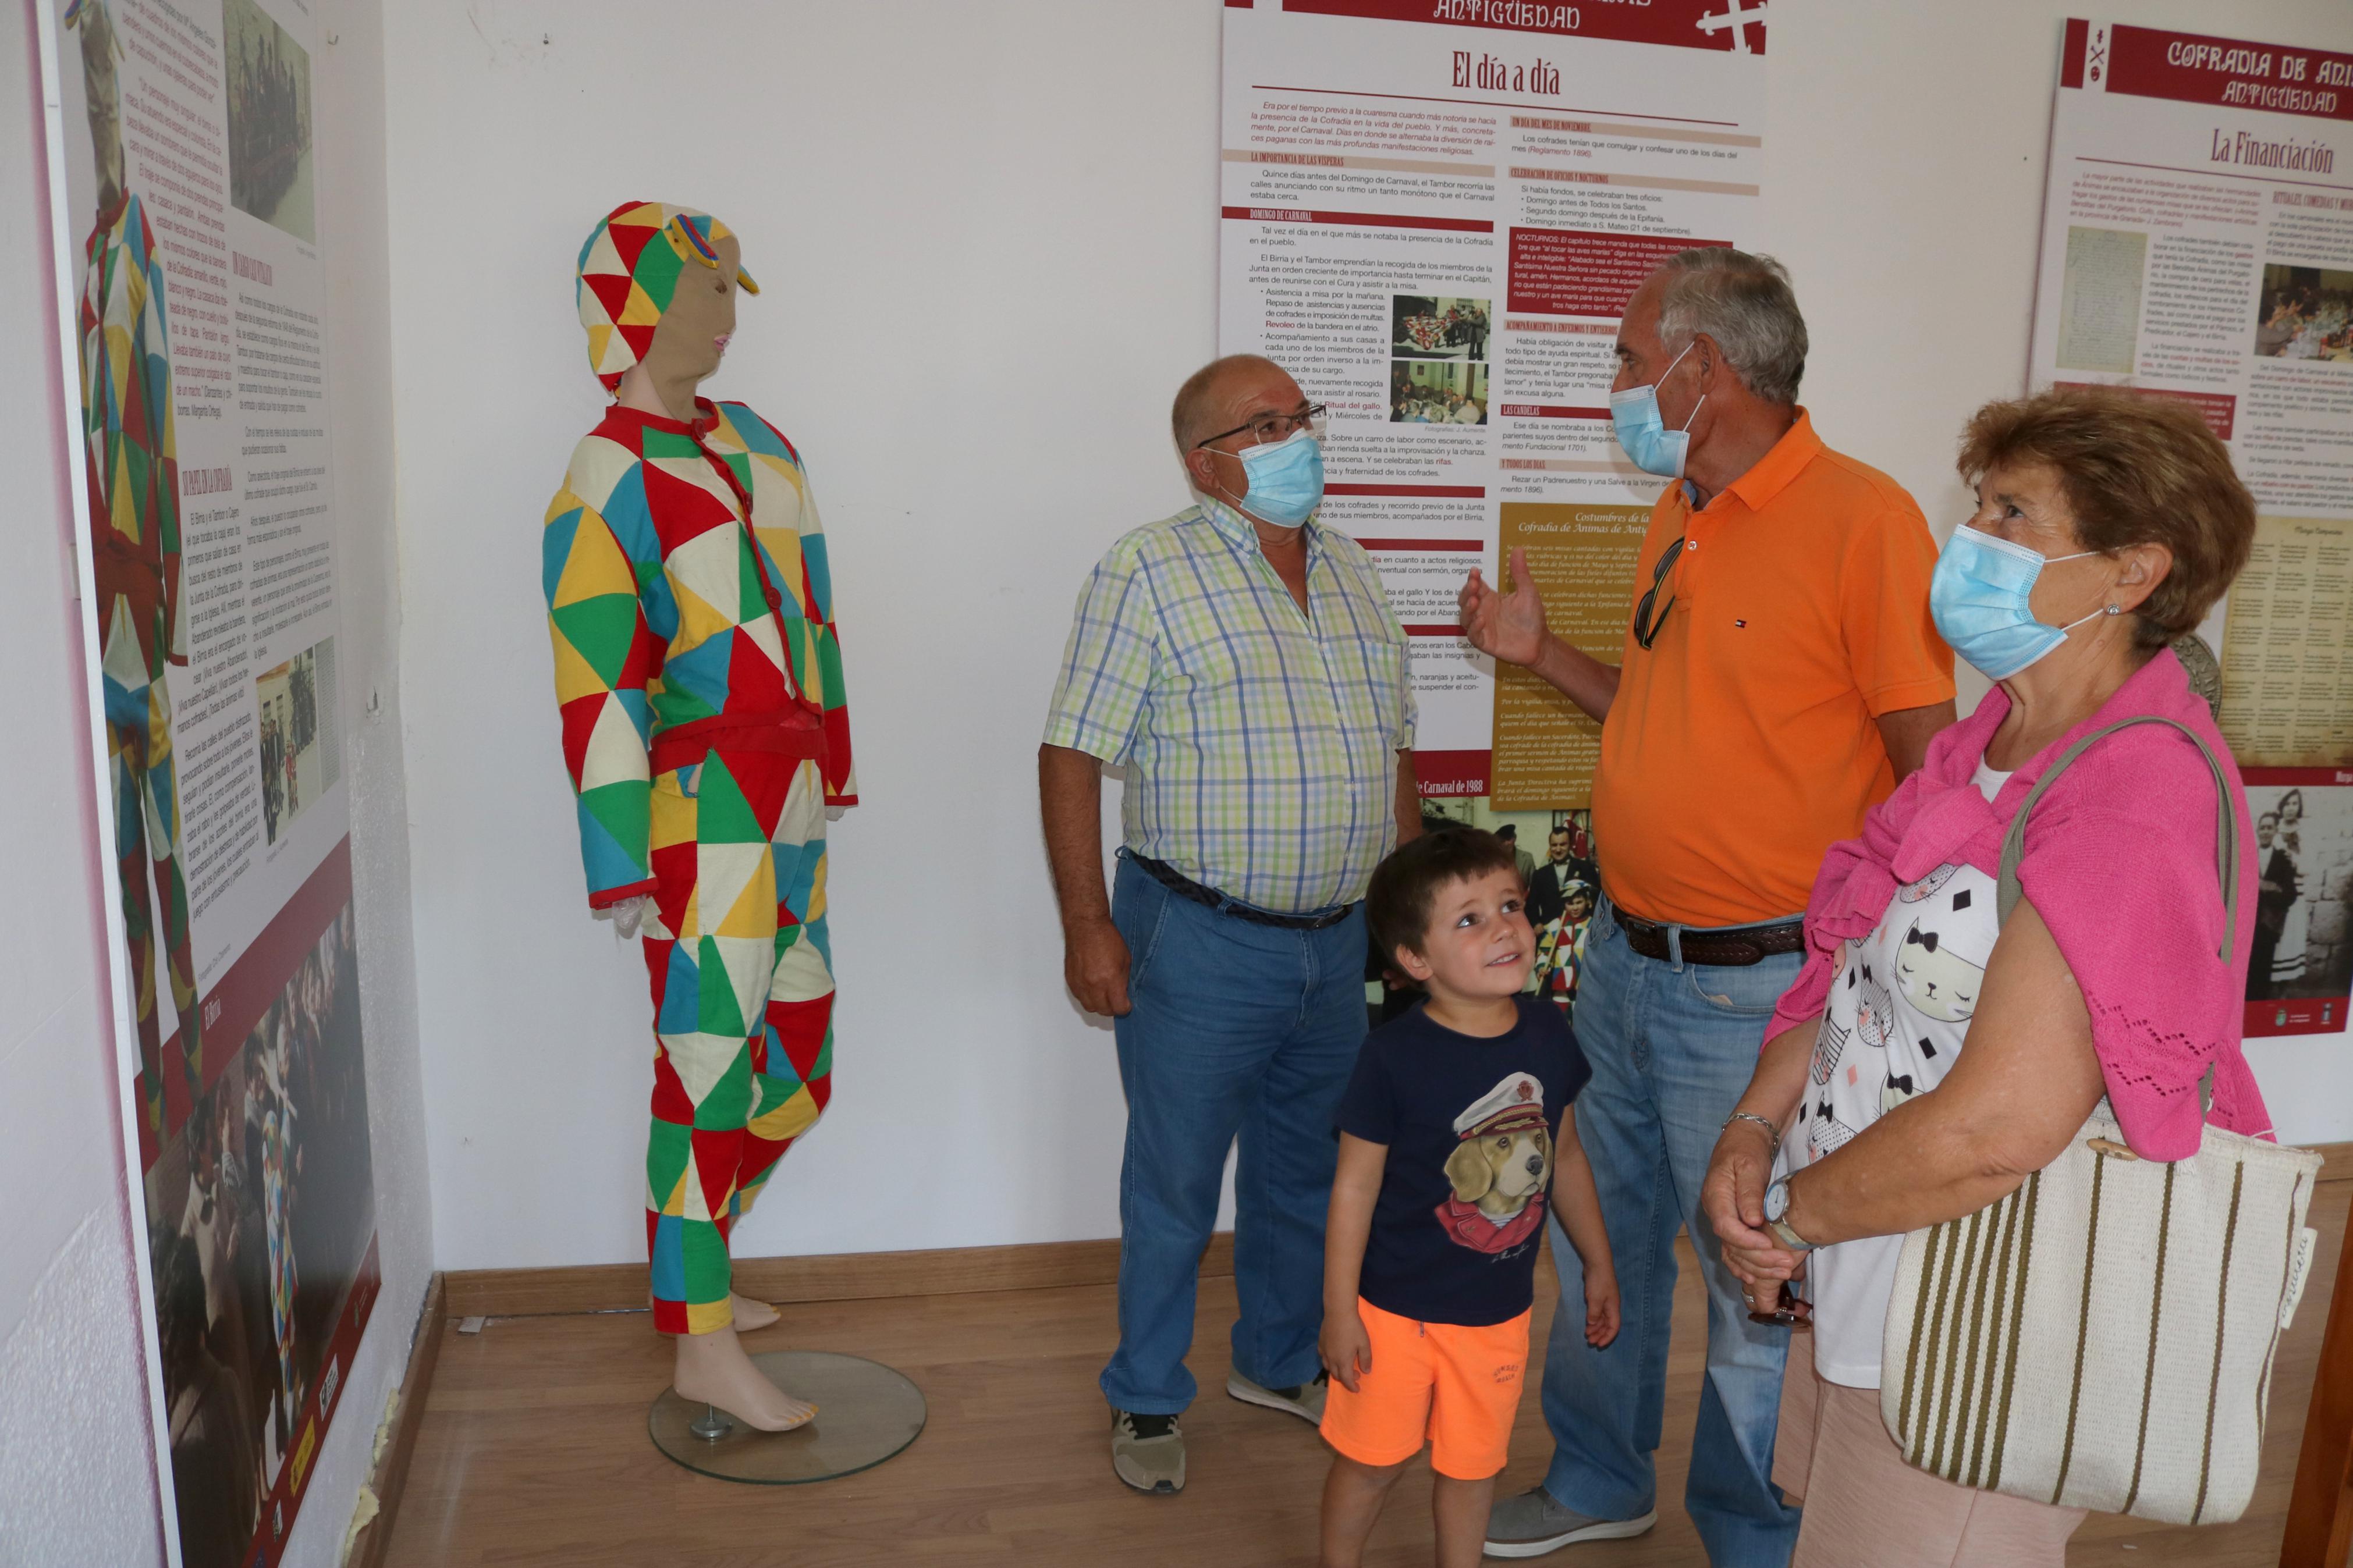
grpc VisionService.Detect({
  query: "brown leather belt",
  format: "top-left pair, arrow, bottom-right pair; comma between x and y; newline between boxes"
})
1614,908 -> 1804,967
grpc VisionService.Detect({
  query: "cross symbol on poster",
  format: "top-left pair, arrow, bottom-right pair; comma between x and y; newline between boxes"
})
1696,1 -> 1768,54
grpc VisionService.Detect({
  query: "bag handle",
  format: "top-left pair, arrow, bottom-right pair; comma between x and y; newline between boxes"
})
1994,716 -> 2238,962
2004,710 -> 2240,959
1995,716 -> 2238,1121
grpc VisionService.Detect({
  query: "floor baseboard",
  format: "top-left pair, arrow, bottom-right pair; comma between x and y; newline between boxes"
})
442,1232 -> 1236,1320
440,1140 -> 2351,1322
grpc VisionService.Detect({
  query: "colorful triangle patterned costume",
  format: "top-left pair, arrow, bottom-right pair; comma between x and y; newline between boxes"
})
81,189 -> 201,1135
547,201 -> 852,1335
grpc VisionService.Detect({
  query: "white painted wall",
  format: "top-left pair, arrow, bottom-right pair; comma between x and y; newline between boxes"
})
385,0 -> 2353,1281
384,0 -> 1226,1272
0,0 -> 435,1563
0,5 -> 168,1556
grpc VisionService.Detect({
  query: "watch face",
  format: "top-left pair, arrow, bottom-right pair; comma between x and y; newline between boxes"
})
1764,1181 -> 1788,1224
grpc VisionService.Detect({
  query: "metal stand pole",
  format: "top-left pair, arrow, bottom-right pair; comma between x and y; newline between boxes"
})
689,1404 -> 732,1442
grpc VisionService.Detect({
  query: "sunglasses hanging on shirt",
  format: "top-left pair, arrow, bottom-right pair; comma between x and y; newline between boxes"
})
1631,536 -> 1683,650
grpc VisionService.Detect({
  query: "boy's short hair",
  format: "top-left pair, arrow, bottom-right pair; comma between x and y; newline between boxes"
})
1367,828 -> 1522,959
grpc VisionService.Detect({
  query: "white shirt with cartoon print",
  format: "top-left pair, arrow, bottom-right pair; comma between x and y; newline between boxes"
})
1783,761 -> 2010,1387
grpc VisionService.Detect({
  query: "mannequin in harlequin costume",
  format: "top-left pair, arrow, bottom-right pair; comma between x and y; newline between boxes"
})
69,0 -> 203,1139
545,202 -> 855,1430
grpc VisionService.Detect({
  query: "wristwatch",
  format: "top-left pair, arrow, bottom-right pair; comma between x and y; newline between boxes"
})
1762,1176 -> 1813,1252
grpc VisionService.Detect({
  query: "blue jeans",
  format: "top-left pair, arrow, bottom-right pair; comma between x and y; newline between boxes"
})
1099,853 -> 1368,1415
1540,897 -> 1803,1568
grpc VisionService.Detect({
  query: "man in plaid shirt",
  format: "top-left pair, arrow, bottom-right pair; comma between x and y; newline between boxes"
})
1041,355 -> 1421,1495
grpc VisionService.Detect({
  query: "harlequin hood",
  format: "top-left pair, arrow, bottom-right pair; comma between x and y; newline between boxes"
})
574,200 -> 760,392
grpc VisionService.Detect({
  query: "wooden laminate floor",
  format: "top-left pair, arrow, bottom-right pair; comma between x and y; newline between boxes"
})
385,1179 -> 2347,1567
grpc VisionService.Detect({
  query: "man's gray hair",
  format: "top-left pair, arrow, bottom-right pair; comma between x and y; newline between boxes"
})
1654,248 -> 1807,406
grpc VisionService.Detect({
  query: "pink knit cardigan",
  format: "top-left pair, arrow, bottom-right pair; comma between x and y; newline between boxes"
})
1766,649 -> 2272,1160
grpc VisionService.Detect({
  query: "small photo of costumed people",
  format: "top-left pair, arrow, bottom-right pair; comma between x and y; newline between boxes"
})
2245,781 -> 2353,1033
257,638 -> 338,846
1372,805 -> 1598,1026
2252,264 -> 2353,363
224,0 -> 315,243
145,904 -> 375,1568
1390,360 -> 1489,425
1392,294 -> 1490,361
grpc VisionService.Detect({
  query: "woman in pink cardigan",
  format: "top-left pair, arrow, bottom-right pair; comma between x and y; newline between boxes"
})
1698,386 -> 2269,1568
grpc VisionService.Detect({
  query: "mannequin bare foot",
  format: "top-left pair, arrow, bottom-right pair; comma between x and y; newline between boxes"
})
730,1293 -> 779,1332
673,1326 -> 815,1431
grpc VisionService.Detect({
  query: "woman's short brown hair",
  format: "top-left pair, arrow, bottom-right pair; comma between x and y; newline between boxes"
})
1956,386 -> 2255,648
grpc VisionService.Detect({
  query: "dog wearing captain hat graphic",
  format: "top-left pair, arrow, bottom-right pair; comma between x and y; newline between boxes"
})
1437,1072 -> 1555,1254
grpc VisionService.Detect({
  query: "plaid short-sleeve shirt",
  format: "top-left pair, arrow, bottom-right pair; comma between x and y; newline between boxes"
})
1044,500 -> 1415,914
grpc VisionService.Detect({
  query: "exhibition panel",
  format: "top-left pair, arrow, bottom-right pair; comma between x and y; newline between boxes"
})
6,1 -> 2352,1562
38,0 -> 382,1561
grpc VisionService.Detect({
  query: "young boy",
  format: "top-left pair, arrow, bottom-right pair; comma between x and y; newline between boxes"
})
1318,830 -> 1619,1568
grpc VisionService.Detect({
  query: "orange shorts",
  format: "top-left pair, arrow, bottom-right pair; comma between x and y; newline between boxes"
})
1319,1298 -> 1531,1480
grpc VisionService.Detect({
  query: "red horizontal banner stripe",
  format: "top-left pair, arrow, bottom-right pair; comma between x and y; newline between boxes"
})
2242,766 -> 2353,785
1498,404 -> 1610,419
1355,537 -> 1486,550
1326,483 -> 1489,497
1404,623 -> 1467,636
1220,205 -> 1496,233
2100,22 -> 2353,123
2245,997 -> 2347,1037
1414,748 -> 1492,799
1277,0 -> 1764,55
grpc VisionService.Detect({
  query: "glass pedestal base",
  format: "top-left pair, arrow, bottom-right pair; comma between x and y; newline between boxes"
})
647,1350 -> 926,1484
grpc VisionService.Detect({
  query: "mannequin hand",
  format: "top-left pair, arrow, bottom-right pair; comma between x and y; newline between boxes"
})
1458,546 -> 1549,668
594,895 -> 651,941
1063,916 -> 1132,1018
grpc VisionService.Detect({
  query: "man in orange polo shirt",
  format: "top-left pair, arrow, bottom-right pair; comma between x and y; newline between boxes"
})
1461,249 -> 1953,1565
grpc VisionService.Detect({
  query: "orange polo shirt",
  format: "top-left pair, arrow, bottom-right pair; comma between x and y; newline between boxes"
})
1590,410 -> 1953,929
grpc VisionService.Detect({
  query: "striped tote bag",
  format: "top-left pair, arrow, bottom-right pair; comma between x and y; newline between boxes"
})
1878,718 -> 2327,1525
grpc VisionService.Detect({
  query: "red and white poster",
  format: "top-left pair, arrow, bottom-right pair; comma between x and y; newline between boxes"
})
2028,21 -> 2353,773
37,0 -> 379,1561
1219,0 -> 1766,804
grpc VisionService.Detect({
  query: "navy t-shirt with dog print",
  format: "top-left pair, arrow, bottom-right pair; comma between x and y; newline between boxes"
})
1335,997 -> 1589,1327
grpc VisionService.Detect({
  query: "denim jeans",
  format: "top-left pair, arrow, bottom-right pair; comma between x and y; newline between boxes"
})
1098,852 -> 1368,1415
1539,897 -> 1804,1568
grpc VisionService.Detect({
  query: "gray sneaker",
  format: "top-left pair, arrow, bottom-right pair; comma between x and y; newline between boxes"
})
1110,1410 -> 1186,1495
1225,1368 -> 1326,1424
1482,1487 -> 1658,1558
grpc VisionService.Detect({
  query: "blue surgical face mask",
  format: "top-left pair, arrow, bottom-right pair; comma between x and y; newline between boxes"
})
1608,341 -> 1705,478
1929,525 -> 2114,680
1217,427 -> 1325,527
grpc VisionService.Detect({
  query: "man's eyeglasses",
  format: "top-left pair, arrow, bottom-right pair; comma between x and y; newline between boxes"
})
1631,535 -> 1683,650
1197,404 -> 1328,450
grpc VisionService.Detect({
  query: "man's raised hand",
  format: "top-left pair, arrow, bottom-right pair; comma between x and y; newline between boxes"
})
1458,546 -> 1549,669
